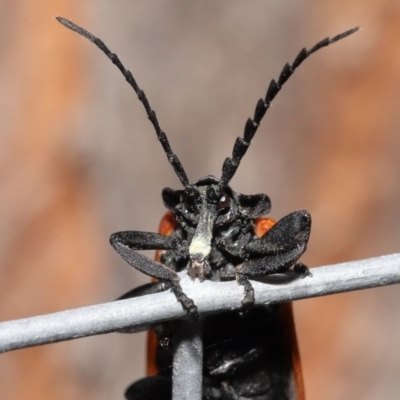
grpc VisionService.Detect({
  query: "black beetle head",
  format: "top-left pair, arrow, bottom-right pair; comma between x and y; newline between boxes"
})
162,175 -> 270,228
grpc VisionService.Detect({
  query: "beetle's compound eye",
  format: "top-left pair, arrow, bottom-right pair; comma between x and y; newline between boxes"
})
218,193 -> 232,215
218,194 -> 231,210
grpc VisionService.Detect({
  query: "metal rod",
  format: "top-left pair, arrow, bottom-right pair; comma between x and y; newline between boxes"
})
172,318 -> 204,400
0,253 -> 399,353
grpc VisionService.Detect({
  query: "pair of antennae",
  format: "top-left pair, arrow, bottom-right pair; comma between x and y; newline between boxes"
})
56,16 -> 358,188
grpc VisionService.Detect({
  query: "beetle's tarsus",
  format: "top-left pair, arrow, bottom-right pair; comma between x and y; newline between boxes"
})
170,280 -> 200,319
294,263 -> 313,278
236,273 -> 255,312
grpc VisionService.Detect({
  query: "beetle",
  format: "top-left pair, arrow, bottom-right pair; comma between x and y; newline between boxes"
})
56,17 -> 358,400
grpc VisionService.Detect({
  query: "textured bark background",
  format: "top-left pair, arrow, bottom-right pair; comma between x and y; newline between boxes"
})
0,1 -> 399,399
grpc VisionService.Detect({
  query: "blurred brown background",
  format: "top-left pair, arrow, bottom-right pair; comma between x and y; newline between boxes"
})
0,1 -> 399,399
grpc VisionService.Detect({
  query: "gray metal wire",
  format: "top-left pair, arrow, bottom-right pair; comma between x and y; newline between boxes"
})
0,253 -> 399,353
0,253 -> 399,399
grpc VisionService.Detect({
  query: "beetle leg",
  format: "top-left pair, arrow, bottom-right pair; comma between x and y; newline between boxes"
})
236,245 -> 310,310
169,279 -> 199,319
111,231 -> 180,280
110,231 -> 198,318
235,210 -> 311,310
294,262 -> 313,278
111,230 -> 182,252
125,376 -> 171,400
235,273 -> 255,310
244,210 -> 311,257
117,281 -> 170,300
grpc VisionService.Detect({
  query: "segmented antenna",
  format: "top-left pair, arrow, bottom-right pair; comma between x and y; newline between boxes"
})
56,17 -> 190,187
220,27 -> 359,187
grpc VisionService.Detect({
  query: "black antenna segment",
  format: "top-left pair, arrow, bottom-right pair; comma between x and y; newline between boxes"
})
56,17 -> 190,187
219,26 -> 359,187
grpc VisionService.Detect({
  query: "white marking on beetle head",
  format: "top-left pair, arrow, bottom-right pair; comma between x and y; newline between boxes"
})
189,237 -> 211,260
